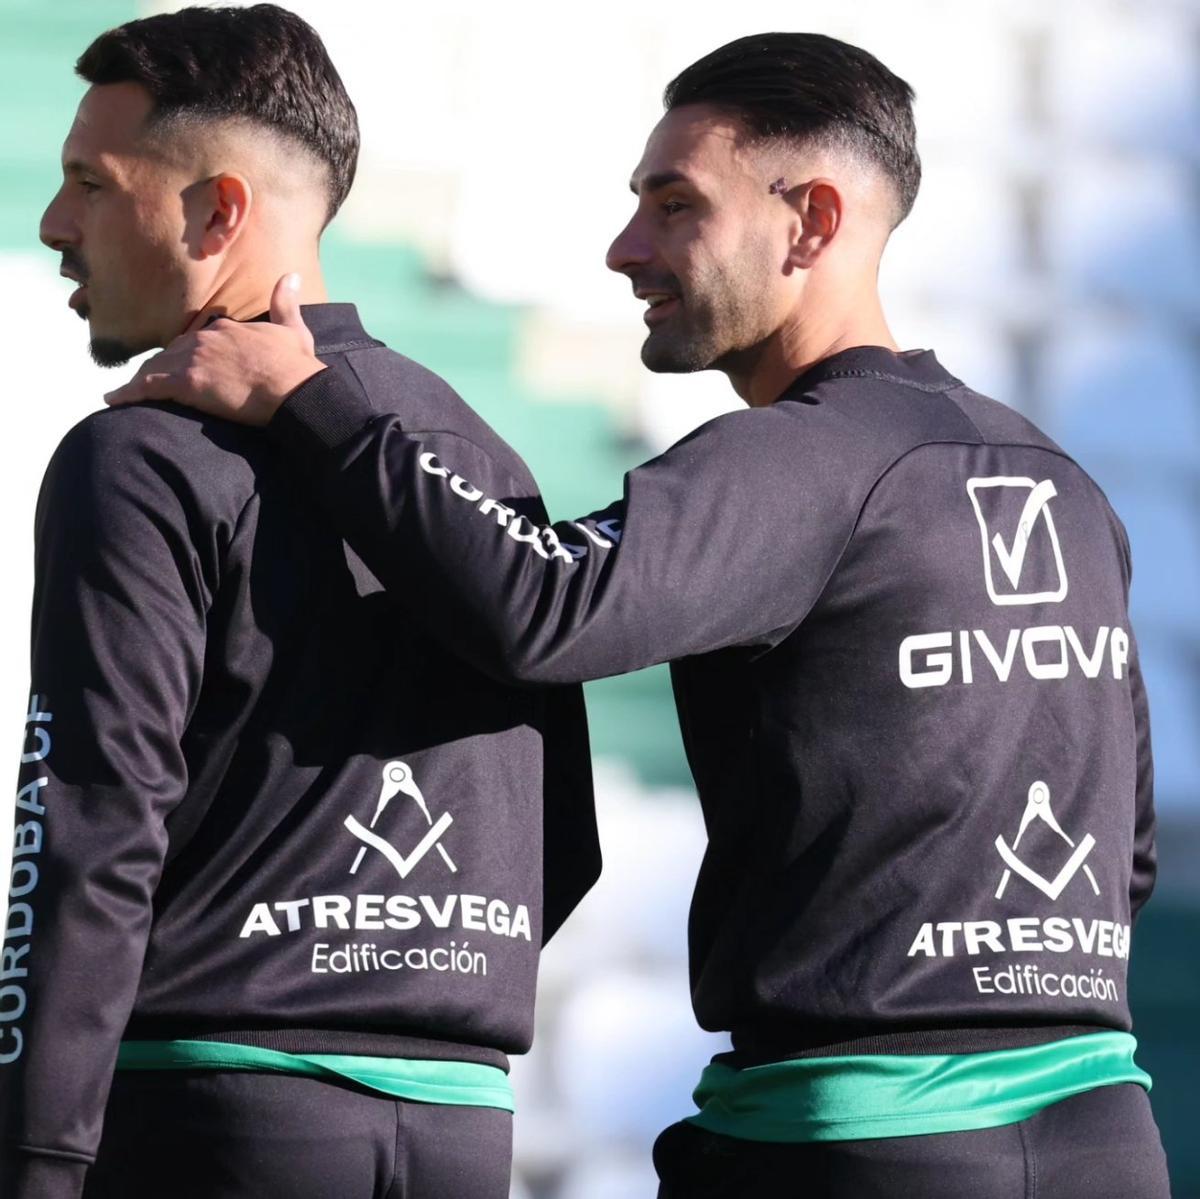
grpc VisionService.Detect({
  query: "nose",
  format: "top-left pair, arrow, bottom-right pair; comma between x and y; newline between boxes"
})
605,212 -> 653,276
39,187 -> 76,252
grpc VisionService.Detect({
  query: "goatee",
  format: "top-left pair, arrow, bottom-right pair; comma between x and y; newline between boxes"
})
89,337 -> 135,368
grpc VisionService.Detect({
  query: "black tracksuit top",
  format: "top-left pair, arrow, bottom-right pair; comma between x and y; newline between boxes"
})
1,306 -> 598,1185
269,342 -> 1155,1064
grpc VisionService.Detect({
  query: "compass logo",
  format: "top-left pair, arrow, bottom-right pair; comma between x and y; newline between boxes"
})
994,780 -> 1099,902
344,761 -> 458,880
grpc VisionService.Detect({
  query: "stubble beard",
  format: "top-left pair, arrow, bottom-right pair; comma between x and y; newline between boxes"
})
641,227 -> 782,374
640,279 -> 767,376
640,317 -> 716,373
639,275 -> 730,374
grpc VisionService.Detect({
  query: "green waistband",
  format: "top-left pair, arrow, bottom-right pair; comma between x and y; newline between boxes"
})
116,1040 -> 514,1113
688,1031 -> 1149,1143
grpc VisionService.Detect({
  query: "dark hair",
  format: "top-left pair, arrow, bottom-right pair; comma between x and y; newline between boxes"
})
664,33 -> 920,227
76,3 -> 359,225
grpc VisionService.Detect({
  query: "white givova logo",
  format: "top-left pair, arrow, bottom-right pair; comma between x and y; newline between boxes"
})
967,477 -> 1068,606
345,761 -> 458,880
994,781 -> 1099,902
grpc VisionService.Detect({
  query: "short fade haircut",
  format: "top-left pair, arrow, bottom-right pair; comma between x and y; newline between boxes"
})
664,33 -> 921,228
76,3 -> 359,227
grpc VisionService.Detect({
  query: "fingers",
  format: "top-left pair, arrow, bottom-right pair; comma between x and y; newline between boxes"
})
104,373 -> 176,407
102,284 -> 315,416
181,306 -> 216,336
270,274 -> 315,357
270,273 -> 306,330
103,351 -> 177,407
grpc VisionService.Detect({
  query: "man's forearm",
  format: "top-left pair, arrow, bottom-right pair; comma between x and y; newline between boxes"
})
266,362 -> 859,686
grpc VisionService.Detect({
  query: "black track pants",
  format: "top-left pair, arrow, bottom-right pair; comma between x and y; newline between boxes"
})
82,1070 -> 513,1199
654,1083 -> 1171,1198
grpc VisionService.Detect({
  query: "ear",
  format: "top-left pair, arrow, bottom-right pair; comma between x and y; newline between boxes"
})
196,172 -> 253,258
785,179 -> 842,270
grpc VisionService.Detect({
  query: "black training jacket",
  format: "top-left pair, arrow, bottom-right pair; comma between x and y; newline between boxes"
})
0,305 -> 599,1198
266,344 -> 1155,1065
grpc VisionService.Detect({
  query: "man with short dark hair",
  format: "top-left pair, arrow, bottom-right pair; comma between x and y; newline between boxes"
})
110,31 -> 1170,1199
0,6 -> 597,1198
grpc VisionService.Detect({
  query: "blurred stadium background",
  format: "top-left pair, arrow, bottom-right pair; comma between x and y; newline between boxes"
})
1,0 -> 1197,1194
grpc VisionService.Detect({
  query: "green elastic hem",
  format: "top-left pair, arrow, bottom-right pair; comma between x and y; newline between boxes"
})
686,1031 -> 1149,1143
116,1040 -> 514,1113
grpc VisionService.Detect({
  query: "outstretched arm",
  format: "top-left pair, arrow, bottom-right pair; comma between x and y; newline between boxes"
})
106,276 -> 864,685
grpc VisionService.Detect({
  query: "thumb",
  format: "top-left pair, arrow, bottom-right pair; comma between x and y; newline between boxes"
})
270,273 -> 308,333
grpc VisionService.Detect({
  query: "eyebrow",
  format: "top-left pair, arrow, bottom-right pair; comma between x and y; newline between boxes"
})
629,169 -> 692,196
62,159 -> 99,177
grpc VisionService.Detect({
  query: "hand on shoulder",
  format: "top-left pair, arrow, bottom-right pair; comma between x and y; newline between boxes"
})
104,274 -> 326,425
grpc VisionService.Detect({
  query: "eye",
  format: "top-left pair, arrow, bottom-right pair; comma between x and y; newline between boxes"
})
661,199 -> 687,216
78,180 -> 101,194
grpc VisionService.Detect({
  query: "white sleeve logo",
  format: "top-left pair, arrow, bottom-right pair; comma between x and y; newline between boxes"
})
418,451 -> 613,564
966,477 -> 1068,605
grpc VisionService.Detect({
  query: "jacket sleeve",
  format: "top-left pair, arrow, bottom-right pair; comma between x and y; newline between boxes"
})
0,416 -> 207,1198
267,360 -> 865,686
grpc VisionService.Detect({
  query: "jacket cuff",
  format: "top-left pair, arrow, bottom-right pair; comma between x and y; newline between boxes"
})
1,1152 -> 89,1199
268,357 -> 379,456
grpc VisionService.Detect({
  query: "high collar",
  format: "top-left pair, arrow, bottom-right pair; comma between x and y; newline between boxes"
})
235,303 -> 382,356
781,346 -> 961,401
299,303 -> 382,355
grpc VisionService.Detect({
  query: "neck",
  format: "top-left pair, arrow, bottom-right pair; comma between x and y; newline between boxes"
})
181,248 -> 328,335
727,276 -> 899,408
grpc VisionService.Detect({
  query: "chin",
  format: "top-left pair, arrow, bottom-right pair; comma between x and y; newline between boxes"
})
88,335 -> 139,368
86,313 -> 161,369
641,332 -> 715,374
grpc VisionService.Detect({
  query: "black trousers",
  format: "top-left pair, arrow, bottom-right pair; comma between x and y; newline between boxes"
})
654,1083 -> 1171,1198
83,1070 -> 513,1199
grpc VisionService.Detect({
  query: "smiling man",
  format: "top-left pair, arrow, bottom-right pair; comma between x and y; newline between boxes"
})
0,6 -> 597,1199
109,32 -> 1170,1198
